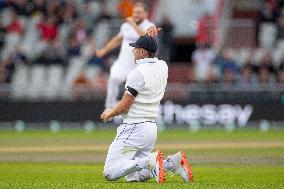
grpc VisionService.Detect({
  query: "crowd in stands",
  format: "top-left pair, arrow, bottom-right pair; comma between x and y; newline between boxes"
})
192,45 -> 284,85
192,0 -> 284,86
0,0 -> 284,96
0,0 -> 114,87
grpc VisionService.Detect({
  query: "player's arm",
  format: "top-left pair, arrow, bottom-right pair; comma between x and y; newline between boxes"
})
96,35 -> 123,58
100,70 -> 144,123
100,91 -> 135,122
127,18 -> 162,37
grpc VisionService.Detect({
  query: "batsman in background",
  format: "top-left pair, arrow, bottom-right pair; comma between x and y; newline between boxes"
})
96,2 -> 155,109
100,28 -> 193,183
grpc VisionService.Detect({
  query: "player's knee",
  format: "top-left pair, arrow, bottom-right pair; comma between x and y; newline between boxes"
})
103,167 -> 118,181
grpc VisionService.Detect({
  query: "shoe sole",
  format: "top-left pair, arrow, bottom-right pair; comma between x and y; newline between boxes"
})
156,150 -> 166,183
180,151 -> 193,182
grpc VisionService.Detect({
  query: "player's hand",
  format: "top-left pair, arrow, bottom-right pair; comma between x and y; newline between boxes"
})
126,17 -> 136,26
96,49 -> 106,58
100,109 -> 113,123
147,26 -> 162,37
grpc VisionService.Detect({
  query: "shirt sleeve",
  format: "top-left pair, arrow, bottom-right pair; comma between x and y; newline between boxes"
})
125,70 -> 145,97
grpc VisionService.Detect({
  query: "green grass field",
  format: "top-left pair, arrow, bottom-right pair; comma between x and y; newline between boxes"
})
0,128 -> 284,189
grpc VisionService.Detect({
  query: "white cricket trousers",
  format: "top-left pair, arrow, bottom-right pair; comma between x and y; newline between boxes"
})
105,61 -> 135,108
103,121 -> 157,182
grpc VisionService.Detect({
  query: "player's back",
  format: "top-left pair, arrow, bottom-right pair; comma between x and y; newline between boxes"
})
123,58 -> 168,123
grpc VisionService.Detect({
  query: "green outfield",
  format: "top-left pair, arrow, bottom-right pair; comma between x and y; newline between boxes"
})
0,128 -> 284,189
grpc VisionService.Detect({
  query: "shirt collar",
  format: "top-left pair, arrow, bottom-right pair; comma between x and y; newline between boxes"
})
136,57 -> 157,65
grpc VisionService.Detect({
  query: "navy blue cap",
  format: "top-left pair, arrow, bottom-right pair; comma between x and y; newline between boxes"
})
129,35 -> 158,53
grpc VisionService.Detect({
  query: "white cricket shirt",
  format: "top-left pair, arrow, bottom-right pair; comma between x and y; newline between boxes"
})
123,58 -> 168,123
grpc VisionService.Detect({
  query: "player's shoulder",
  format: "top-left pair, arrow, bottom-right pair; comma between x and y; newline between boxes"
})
158,59 -> 168,70
122,21 -> 130,26
145,19 -> 154,25
127,68 -> 144,82
141,19 -> 155,28
141,58 -> 168,72
128,67 -> 141,77
192,50 -> 199,58
121,22 -> 129,28
156,58 -> 168,66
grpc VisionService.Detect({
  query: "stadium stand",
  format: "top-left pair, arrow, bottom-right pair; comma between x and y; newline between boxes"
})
0,0 -> 284,101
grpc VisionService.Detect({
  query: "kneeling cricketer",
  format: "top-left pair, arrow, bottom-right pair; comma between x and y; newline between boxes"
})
100,27 -> 193,183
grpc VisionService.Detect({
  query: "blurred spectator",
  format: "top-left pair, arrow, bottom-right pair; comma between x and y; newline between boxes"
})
38,16 -> 58,41
66,19 -> 87,57
217,49 -> 238,84
277,69 -> 284,84
158,16 -> 174,63
279,60 -> 284,71
277,60 -> 284,84
254,50 -> 276,84
67,36 -> 81,57
192,44 -> 216,82
78,2 -> 96,31
0,18 -> 6,49
222,67 -> 235,84
0,56 -> 15,83
0,0 -> 7,10
59,0 -> 78,24
7,11 -> 24,34
11,0 -> 30,16
35,40 -> 65,65
258,51 -> 275,74
97,4 -> 112,22
223,64 -> 238,84
196,13 -> 213,45
2,10 -> 23,57
221,49 -> 238,74
11,45 -> 29,65
0,62 -> 6,82
277,16 -> 284,39
45,0 -> 60,17
74,19 -> 87,45
260,0 -> 279,23
257,66 -> 275,84
237,64 -> 257,86
30,0 -> 46,17
213,49 -> 224,75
